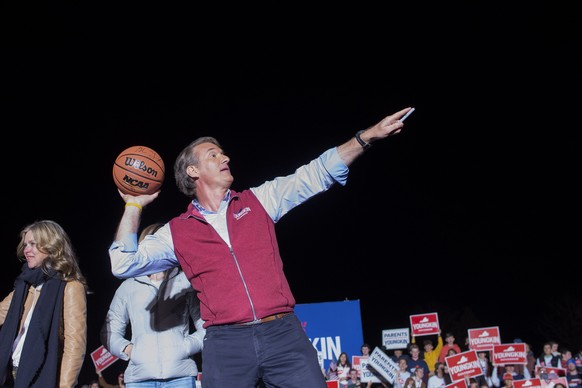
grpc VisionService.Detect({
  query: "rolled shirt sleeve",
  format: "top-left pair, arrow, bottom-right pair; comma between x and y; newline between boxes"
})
109,224 -> 179,279
251,147 -> 348,222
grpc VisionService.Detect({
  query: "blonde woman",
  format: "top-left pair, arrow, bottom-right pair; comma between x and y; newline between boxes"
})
0,220 -> 87,387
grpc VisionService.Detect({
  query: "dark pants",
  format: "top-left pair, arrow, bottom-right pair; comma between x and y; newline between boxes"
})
202,313 -> 327,388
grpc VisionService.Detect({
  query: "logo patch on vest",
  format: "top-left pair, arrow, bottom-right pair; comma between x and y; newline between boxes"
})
233,206 -> 251,220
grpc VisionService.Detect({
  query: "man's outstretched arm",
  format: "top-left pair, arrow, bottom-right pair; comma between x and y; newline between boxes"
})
337,106 -> 413,166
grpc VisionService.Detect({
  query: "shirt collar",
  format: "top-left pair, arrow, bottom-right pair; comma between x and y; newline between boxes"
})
193,190 -> 231,215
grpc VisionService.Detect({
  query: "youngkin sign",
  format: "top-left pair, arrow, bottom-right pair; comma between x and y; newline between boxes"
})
295,300 -> 364,372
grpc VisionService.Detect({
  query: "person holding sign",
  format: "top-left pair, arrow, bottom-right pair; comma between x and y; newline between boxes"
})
412,330 -> 443,375
491,364 -> 531,387
438,333 -> 462,364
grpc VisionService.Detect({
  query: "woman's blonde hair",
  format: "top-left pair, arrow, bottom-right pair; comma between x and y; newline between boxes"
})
17,220 -> 87,288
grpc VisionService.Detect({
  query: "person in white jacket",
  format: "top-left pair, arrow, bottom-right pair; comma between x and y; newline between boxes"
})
100,223 -> 205,386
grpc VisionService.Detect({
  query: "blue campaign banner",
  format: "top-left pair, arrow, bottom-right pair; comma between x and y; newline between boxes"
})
295,299 -> 364,371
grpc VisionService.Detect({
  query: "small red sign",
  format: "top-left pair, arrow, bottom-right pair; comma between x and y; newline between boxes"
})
492,343 -> 527,365
409,312 -> 440,336
445,349 -> 483,381
540,377 -> 568,388
535,366 -> 566,378
514,378 -> 542,388
326,381 -> 340,388
446,379 -> 468,388
467,326 -> 501,351
90,345 -> 119,373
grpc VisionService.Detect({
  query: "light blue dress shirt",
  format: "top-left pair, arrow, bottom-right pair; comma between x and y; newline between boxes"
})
110,146 -> 349,278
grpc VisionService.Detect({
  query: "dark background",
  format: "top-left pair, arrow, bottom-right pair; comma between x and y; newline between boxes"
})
2,2 -> 580,385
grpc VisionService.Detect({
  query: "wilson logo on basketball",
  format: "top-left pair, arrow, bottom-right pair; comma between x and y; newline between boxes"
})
123,156 -> 161,177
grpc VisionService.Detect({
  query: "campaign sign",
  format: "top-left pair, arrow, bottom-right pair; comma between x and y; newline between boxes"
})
409,312 -> 439,336
318,351 -> 325,371
467,326 -> 501,351
353,355 -> 382,383
540,377 -> 568,388
326,381 -> 340,388
446,379 -> 468,388
382,328 -> 410,349
368,346 -> 399,384
514,378 -> 542,388
295,300 -> 364,372
445,349 -> 483,381
535,366 -> 566,378
492,343 -> 527,365
90,345 -> 119,373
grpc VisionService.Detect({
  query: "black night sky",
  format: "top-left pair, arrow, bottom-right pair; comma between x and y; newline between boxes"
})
2,3 -> 580,384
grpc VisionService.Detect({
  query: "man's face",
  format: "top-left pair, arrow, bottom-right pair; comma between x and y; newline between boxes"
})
410,348 -> 420,359
191,142 -> 233,189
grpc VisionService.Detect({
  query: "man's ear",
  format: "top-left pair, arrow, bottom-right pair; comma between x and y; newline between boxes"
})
187,165 -> 198,177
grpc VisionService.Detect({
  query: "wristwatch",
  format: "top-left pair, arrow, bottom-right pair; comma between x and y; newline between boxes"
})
355,130 -> 372,150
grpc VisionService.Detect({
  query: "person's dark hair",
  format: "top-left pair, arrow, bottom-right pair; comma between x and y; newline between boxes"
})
338,351 -> 351,367
174,136 -> 223,198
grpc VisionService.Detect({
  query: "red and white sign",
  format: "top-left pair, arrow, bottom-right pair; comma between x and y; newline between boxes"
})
514,378 -> 542,388
467,326 -> 501,351
446,379 -> 468,388
492,343 -> 527,365
352,355 -> 365,377
540,377 -> 568,388
409,312 -> 440,336
445,349 -> 483,381
90,345 -> 119,373
326,381 -> 340,388
535,366 -> 566,378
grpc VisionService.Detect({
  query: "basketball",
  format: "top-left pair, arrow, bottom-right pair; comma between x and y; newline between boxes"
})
113,145 -> 165,196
